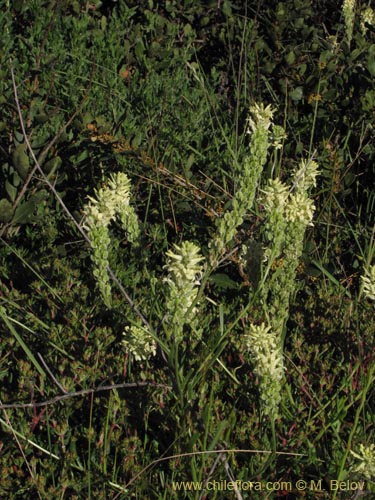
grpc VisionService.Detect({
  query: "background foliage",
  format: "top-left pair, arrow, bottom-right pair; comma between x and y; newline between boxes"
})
1,0 -> 375,498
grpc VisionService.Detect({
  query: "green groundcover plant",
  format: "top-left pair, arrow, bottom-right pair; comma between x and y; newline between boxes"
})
1,1 -> 375,499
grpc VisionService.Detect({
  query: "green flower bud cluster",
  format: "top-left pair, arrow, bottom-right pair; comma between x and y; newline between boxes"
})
271,124 -> 288,150
262,178 -> 289,262
285,192 -> 315,228
209,103 -> 276,266
360,7 -> 375,35
350,443 -> 375,480
342,0 -> 356,46
292,158 -> 319,193
164,241 -> 204,342
122,325 -> 157,362
244,322 -> 284,419
83,172 -> 140,308
246,103 -> 274,134
361,264 -> 375,301
262,159 -> 319,336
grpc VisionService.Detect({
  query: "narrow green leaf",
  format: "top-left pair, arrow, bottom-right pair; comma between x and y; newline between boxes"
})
0,307 -> 45,378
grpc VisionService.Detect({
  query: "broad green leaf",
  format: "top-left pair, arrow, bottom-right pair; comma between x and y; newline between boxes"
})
210,273 -> 238,290
290,86 -> 303,101
12,171 -> 22,187
14,130 -> 24,142
367,55 -> 375,76
44,156 -> 62,177
12,200 -> 36,224
12,144 -> 30,180
5,179 -> 17,202
285,51 -> 295,65
0,198 -> 13,222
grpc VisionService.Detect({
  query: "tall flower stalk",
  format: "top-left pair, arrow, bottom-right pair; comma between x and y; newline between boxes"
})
83,172 -> 139,308
163,241 -> 204,343
261,158 -> 319,337
209,103 -> 275,266
244,158 -> 319,420
163,241 -> 205,416
342,0 -> 356,46
244,323 -> 284,419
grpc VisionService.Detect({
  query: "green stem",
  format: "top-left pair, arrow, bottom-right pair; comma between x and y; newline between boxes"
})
333,362 -> 375,500
308,77 -> 321,157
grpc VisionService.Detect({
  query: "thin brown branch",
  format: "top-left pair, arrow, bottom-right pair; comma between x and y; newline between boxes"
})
0,381 -> 171,410
37,352 -> 68,394
113,448 -> 307,499
220,452 -> 243,500
198,452 -> 224,500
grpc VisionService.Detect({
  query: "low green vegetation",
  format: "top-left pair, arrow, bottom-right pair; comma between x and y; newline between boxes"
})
1,1 -> 375,499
